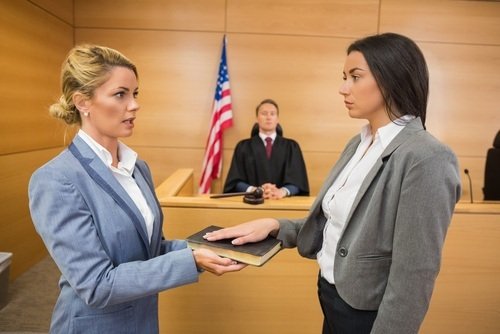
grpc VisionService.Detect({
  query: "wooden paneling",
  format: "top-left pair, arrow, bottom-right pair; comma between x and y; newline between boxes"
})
74,0 -> 225,31
160,207 -> 321,334
380,0 -> 500,45
0,1 -> 73,155
30,0 -> 74,24
75,7 -> 500,200
421,214 -> 500,334
74,28 -> 500,200
0,148 -> 62,279
422,42 -> 500,157
0,1 -> 72,280
227,0 -> 379,37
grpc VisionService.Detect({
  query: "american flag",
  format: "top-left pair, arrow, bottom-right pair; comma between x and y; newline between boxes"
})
199,36 -> 233,194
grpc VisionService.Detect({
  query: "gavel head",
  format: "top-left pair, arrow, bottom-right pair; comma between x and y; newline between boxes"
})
243,187 -> 264,205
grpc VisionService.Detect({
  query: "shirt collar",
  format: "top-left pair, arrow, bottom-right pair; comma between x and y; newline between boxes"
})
77,129 -> 137,174
259,132 -> 277,142
362,115 -> 415,149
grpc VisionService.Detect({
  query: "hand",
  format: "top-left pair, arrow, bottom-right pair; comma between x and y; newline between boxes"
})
261,183 -> 278,199
192,248 -> 247,276
269,187 -> 287,200
203,218 -> 280,245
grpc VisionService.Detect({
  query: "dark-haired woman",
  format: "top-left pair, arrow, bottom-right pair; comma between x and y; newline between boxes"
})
206,33 -> 461,334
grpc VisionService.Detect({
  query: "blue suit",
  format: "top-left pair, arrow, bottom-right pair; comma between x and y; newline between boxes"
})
29,136 -> 199,334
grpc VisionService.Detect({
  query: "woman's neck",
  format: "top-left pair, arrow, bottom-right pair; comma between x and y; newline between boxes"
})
80,127 -> 119,166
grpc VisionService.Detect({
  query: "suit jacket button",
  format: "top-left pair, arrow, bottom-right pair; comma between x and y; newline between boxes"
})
338,247 -> 348,257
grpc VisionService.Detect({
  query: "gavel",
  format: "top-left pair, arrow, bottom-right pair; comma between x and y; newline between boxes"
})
209,187 -> 264,205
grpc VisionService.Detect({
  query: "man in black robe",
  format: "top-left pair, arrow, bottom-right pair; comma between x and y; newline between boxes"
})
223,99 -> 309,199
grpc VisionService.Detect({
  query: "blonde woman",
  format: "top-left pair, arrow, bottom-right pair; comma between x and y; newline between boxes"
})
29,45 -> 244,334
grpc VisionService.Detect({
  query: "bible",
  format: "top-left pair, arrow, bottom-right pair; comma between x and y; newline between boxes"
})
186,225 -> 282,266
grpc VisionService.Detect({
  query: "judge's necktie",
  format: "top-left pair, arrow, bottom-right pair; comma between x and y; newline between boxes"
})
265,137 -> 273,159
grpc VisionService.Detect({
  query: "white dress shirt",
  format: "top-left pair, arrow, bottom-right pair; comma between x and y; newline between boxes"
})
317,116 -> 413,284
258,132 -> 277,145
77,130 -> 154,243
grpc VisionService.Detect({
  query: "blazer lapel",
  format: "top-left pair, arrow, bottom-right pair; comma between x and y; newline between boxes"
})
344,117 -> 424,224
69,137 -> 152,258
133,163 -> 163,256
310,136 -> 361,215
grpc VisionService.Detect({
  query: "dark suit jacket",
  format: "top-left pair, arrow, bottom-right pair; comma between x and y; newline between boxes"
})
276,118 -> 461,334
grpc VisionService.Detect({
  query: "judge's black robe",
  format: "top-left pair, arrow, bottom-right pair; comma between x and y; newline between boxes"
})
223,135 -> 309,195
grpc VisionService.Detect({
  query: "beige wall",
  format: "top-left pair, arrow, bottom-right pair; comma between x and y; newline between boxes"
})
1,0 -> 499,278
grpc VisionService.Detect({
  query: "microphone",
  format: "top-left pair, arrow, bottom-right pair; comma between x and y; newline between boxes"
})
210,187 -> 264,205
464,169 -> 473,203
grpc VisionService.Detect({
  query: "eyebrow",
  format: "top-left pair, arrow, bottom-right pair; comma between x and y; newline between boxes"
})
344,67 -> 366,75
116,87 -> 139,92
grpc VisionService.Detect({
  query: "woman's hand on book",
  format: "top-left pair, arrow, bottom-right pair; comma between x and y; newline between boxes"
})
203,218 -> 280,245
192,248 -> 247,276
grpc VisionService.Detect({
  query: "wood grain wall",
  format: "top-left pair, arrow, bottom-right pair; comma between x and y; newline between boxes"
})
0,0 -> 73,279
2,0 -> 499,280
73,0 -> 500,200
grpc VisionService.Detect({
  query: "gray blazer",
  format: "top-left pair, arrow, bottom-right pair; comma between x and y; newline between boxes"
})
277,118 -> 461,334
29,136 -> 199,334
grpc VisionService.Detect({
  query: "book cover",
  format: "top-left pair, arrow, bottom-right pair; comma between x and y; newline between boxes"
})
186,225 -> 282,266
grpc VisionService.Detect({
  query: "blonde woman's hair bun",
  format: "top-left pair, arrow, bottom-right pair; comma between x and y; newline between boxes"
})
49,95 -> 80,125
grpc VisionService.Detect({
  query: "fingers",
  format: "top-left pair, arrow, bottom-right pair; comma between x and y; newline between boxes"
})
203,219 -> 280,244
193,248 -> 247,276
203,226 -> 243,241
210,263 -> 247,276
260,184 -> 286,200
203,225 -> 258,244
231,235 -> 256,245
261,183 -> 276,190
261,183 -> 278,199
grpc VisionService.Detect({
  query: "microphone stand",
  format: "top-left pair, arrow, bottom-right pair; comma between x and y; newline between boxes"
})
464,169 -> 473,204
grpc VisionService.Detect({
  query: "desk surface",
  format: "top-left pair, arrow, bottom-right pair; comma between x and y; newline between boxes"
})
160,195 -> 500,214
159,194 -> 314,210
157,168 -> 500,214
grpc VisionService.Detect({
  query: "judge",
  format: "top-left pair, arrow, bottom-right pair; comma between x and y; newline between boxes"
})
223,99 -> 309,199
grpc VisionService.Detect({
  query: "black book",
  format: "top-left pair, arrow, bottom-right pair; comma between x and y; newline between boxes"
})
186,225 -> 282,266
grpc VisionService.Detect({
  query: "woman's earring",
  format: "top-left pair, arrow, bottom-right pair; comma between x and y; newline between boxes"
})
83,112 -> 89,117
